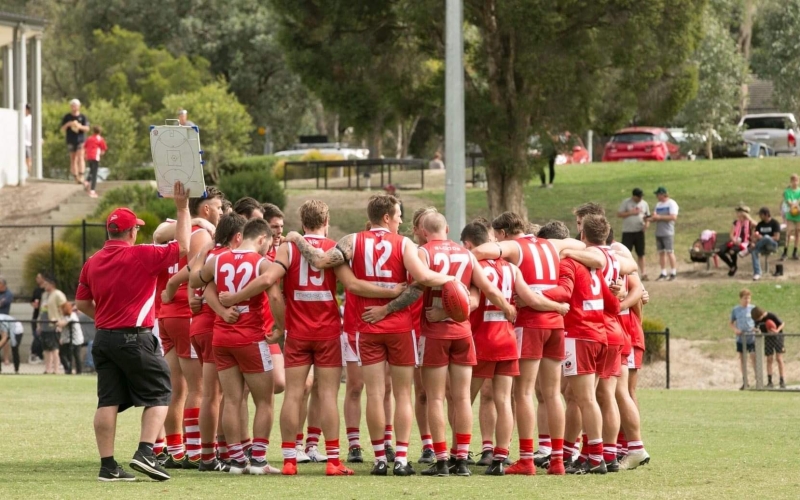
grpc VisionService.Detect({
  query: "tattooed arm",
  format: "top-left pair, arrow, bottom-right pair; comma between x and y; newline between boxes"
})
361,284 -> 424,324
285,231 -> 353,269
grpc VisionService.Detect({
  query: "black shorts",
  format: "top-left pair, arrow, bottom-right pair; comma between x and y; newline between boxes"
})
92,329 -> 172,412
765,336 -> 786,356
67,141 -> 84,153
41,331 -> 60,351
622,231 -> 645,257
737,342 -> 755,354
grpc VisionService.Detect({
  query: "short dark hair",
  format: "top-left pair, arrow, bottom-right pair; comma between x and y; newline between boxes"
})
574,202 -> 605,218
537,220 -> 570,240
42,272 -> 57,286
581,214 -> 611,245
471,216 -> 491,231
491,212 -> 525,235
367,194 -> 400,225
221,199 -> 232,214
242,218 -> 272,241
214,213 -> 247,246
92,125 -> 102,135
233,197 -> 262,218
261,203 -> 284,221
759,206 -> 771,216
751,306 -> 766,321
461,222 -> 489,246
606,227 -> 615,245
189,186 -> 224,217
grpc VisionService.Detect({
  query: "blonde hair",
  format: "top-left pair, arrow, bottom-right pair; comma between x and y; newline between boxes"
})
739,288 -> 751,299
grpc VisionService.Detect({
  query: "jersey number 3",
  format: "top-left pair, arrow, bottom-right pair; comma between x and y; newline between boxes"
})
220,262 -> 255,293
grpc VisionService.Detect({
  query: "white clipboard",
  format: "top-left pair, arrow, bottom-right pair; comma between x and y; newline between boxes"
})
149,120 -> 207,198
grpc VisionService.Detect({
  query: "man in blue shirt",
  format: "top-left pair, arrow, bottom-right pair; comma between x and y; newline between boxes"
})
730,289 -> 755,390
0,277 -> 13,315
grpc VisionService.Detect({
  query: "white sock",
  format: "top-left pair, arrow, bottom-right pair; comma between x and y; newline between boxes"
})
670,269 -> 677,275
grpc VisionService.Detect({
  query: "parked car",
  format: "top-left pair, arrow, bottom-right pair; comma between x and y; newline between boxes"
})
739,113 -> 799,156
602,127 -> 681,162
274,142 -> 369,159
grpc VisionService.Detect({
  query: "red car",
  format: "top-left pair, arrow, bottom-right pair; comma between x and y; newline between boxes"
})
602,127 -> 682,162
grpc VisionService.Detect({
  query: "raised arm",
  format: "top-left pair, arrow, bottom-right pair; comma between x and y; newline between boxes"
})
471,240 -> 520,264
173,181 -> 191,257
286,231 -> 353,269
334,265 -> 406,299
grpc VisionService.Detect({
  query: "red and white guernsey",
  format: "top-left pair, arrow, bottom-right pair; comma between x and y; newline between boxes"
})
559,260 -> 607,344
351,228 -> 411,334
469,259 -> 517,361
513,235 -> 562,329
213,249 -> 266,347
190,245 -> 229,336
159,225 -> 205,319
284,235 -> 339,340
409,271 -> 423,337
262,248 -> 276,335
343,290 -> 358,335
419,239 -> 474,340
598,246 -> 625,347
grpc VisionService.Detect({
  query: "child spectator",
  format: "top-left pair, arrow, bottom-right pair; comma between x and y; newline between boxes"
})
751,306 -> 785,389
730,289 -> 755,390
57,302 -> 84,375
83,126 -> 107,199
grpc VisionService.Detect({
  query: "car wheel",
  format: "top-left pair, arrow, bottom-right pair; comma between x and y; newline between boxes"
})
665,154 -> 672,161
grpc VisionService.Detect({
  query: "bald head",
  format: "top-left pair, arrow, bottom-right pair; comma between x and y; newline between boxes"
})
422,212 -> 448,236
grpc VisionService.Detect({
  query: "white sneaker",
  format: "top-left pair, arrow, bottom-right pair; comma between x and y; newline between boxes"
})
306,445 -> 328,463
753,274 -> 761,281
249,459 -> 281,475
295,446 -> 311,464
619,449 -> 650,470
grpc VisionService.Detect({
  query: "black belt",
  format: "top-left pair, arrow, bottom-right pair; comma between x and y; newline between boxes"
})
98,327 -> 153,335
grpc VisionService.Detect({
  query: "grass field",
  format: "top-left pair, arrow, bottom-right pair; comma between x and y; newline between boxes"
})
1,376 -> 798,499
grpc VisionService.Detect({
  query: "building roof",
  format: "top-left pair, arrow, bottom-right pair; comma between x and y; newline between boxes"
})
0,11 -> 46,29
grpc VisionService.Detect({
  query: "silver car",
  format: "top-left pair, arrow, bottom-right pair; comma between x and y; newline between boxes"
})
739,113 -> 799,156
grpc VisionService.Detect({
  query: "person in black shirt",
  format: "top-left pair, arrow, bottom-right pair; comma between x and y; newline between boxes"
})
30,273 -> 45,362
750,207 -> 782,280
751,306 -> 786,389
60,99 -> 90,185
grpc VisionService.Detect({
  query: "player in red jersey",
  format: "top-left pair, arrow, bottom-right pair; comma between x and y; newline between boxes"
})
471,212 -> 604,475
155,187 -> 223,468
285,194 -> 455,476
197,218 -> 276,474
261,203 -> 287,392
461,222 -> 569,475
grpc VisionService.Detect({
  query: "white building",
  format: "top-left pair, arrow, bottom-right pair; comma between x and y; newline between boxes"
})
0,11 -> 45,188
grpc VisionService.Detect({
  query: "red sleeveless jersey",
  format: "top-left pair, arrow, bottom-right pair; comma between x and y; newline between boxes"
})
190,245 -> 229,336
620,275 -> 645,350
469,259 -> 517,361
262,249 -> 276,335
560,259 -> 607,344
513,235 -> 562,329
598,246 -> 625,346
409,270 -> 423,336
213,249 -> 267,347
419,239 -> 473,340
284,235 -> 340,340
343,290 -> 358,334
350,228 -> 412,334
159,225 -> 204,318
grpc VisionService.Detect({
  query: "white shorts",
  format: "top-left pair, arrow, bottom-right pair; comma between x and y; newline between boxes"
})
152,321 -> 164,356
341,332 -> 358,365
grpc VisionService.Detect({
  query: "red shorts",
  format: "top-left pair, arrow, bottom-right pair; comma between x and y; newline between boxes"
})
473,359 -> 520,379
600,344 -> 623,379
627,347 -> 644,370
515,327 -> 564,361
562,337 -> 606,377
270,343 -> 282,356
284,336 -> 342,368
190,332 -> 214,364
159,318 -> 196,359
419,335 -> 477,368
213,341 -> 274,374
352,331 -> 418,367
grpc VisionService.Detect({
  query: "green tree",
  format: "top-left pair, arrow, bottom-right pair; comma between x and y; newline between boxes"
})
152,82 -> 254,182
752,0 -> 800,115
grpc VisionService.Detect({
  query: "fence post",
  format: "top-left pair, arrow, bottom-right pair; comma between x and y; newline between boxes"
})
665,328 -> 670,389
283,162 -> 288,190
50,225 -> 55,279
740,337 -> 749,389
754,333 -> 764,390
421,164 -> 425,190
82,219 -> 87,263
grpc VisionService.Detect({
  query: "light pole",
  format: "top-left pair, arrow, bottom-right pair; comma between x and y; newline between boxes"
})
444,0 -> 465,239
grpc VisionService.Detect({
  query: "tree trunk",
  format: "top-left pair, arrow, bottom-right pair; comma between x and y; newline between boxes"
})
402,116 -> 421,159
313,101 -> 327,137
395,122 -> 404,159
367,115 -> 384,158
705,128 -> 714,160
484,142 -> 529,218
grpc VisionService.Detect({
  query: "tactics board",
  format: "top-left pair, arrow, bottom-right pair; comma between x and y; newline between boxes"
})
149,123 -> 206,198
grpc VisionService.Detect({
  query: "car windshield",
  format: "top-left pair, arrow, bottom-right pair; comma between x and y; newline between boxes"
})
742,117 -> 792,130
611,132 -> 655,144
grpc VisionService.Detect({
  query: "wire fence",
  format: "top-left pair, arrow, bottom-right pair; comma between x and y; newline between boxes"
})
637,329 -> 670,389
282,159 -> 428,190
744,333 -> 800,391
0,318 -> 97,375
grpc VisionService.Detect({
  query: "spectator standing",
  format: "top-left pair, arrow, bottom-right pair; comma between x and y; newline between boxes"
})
0,314 -> 24,374
538,134 -> 560,188
730,289 -> 756,390
617,187 -> 651,279
751,307 -> 785,389
60,99 -> 90,185
780,173 -> 800,261
429,152 -> 445,170
57,302 -> 84,375
30,273 -> 45,363
750,207 -> 781,281
84,126 -> 108,199
24,104 -> 32,175
178,109 -> 196,128
41,274 -> 67,375
717,205 -> 755,278
651,187 -> 679,281
0,276 -> 13,366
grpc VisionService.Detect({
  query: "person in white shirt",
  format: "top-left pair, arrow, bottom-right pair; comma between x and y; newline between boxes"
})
24,104 -> 32,174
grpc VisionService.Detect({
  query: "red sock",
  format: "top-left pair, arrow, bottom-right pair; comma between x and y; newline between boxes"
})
588,439 -> 603,467
306,427 -> 321,449
519,438 -> 534,462
383,425 -> 393,446
228,442 -> 245,463
395,441 -> 408,466
618,432 -> 629,456
551,438 -> 564,460
217,437 -> 230,461
538,434 -> 552,453
579,434 -> 589,463
166,433 -> 184,460
326,438 -> 340,466
482,440 -> 493,452
456,433 -> 471,460
346,427 -> 360,450
154,438 -> 166,456
252,438 -> 268,461
183,408 -> 201,460
603,443 -> 617,463
241,438 -> 252,454
371,439 -> 386,462
282,441 -> 297,465
201,442 -> 215,463
433,441 -> 448,462
295,433 -> 304,448
421,434 -> 433,451
493,447 -> 509,462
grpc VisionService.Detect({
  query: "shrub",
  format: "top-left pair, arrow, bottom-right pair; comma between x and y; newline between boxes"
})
23,242 -> 82,298
214,156 -> 281,182
61,219 -> 108,257
217,170 -> 286,209
642,316 -> 667,364
110,166 -> 156,181
94,184 -> 175,222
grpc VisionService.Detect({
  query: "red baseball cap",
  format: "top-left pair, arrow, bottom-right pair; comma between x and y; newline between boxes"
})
107,208 -> 145,233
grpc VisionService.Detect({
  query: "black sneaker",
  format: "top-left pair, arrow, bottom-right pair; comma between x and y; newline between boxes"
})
533,453 -> 551,469
418,448 -> 435,464
454,459 -> 471,476
130,450 -> 171,481
565,460 -> 586,475
162,455 -> 185,469
655,274 -> 667,282
198,458 -> 231,472
421,460 -> 449,477
155,452 -> 168,466
228,459 -> 249,475
370,460 -> 388,476
574,460 -> 607,475
447,456 -> 456,473
767,381 -> 774,389
393,462 -> 416,476
668,274 -> 677,281
385,444 -> 396,463
780,379 -> 786,389
503,457 -> 512,466
484,459 -> 504,476
182,456 -> 200,469
466,452 -> 476,466
606,458 -> 620,473
347,446 -> 364,463
476,450 -> 494,466
98,465 -> 136,482
792,254 -> 799,261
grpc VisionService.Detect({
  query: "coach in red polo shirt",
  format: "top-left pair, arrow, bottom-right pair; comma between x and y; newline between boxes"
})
76,181 -> 190,483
